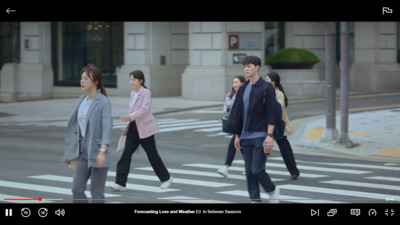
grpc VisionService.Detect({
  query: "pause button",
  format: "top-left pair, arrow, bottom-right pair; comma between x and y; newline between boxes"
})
5,209 -> 12,217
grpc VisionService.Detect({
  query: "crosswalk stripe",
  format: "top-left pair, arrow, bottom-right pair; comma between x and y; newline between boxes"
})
195,127 -> 223,132
28,175 -> 179,193
35,121 -> 68,127
135,167 -> 246,180
159,196 -> 232,203
159,120 -> 218,128
156,119 -> 199,124
0,180 -> 119,198
192,110 -> 224,114
139,166 -> 285,182
321,180 -> 400,191
112,119 -> 204,130
182,163 -> 327,179
206,132 -> 232,137
366,176 -> 400,182
106,171 -> 234,188
233,160 -> 370,174
2,160 -> 397,204
290,160 -> 400,171
266,163 -> 370,174
7,118 -> 225,135
279,184 -> 400,201
159,123 -> 221,133
217,190 -> 347,203
113,124 -> 128,129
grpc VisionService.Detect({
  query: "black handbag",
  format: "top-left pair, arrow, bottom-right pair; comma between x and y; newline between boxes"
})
222,116 -> 229,133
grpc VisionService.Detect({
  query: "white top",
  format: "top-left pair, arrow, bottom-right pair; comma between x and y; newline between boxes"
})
130,91 -> 139,109
78,97 -> 92,137
223,92 -> 236,114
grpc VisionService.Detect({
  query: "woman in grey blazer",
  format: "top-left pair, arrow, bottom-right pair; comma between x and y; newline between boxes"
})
64,65 -> 113,203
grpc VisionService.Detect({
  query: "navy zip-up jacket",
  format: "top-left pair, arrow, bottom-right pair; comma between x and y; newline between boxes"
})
225,77 -> 276,136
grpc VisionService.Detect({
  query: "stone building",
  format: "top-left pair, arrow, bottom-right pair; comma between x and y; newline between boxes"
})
1,22 -> 399,102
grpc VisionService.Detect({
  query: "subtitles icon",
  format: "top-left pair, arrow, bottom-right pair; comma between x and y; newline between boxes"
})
382,7 -> 393,15
350,209 -> 361,216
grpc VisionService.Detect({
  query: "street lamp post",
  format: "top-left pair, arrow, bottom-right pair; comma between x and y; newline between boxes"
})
321,22 -> 339,143
338,21 -> 358,148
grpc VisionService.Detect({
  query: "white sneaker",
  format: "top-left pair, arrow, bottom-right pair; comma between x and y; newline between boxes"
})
110,183 -> 127,191
160,176 -> 173,189
268,187 -> 280,203
217,166 -> 229,177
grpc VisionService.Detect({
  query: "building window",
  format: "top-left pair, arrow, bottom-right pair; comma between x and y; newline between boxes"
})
264,22 -> 284,62
0,22 -> 20,69
51,22 -> 123,87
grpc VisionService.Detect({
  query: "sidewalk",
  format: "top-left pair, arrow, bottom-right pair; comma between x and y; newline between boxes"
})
0,96 -> 399,161
288,109 -> 400,161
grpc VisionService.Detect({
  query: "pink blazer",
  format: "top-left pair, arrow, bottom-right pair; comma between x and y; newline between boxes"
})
122,87 -> 159,139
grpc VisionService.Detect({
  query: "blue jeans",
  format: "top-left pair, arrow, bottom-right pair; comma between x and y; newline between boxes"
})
241,137 -> 275,201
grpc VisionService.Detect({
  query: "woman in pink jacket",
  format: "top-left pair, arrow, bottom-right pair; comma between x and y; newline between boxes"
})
110,70 -> 173,191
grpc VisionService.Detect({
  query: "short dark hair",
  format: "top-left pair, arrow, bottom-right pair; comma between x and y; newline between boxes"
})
242,56 -> 261,68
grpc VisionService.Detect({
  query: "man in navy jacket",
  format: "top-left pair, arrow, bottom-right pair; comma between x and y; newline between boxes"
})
225,55 -> 280,203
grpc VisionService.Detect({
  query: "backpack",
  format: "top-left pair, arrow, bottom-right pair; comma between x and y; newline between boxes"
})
262,82 -> 285,140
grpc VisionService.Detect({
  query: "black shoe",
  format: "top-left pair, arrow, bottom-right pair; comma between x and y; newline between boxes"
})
290,174 -> 299,180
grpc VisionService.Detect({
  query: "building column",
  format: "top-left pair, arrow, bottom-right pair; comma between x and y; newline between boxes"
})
0,22 -> 53,102
117,22 -> 188,97
182,22 -> 265,101
350,22 -> 400,92
281,22 -> 332,98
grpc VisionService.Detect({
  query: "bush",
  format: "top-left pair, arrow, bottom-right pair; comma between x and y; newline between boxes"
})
266,48 -> 320,69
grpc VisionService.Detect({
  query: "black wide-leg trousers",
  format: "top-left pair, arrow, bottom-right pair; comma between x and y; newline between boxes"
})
115,121 -> 170,186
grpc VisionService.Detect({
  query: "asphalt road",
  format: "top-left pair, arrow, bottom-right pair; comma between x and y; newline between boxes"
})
0,92 -> 399,222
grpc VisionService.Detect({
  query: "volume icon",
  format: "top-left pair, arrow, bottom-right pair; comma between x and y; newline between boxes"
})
55,209 -> 65,217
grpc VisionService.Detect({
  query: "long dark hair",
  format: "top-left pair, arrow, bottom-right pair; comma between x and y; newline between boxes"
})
229,75 -> 246,98
129,70 -> 147,89
267,71 -> 288,108
80,65 -> 107,96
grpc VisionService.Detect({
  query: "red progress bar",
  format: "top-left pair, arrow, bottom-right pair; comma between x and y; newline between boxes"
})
4,198 -> 42,201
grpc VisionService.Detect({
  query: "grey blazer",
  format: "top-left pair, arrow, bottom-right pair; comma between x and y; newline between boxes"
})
64,91 -> 113,168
